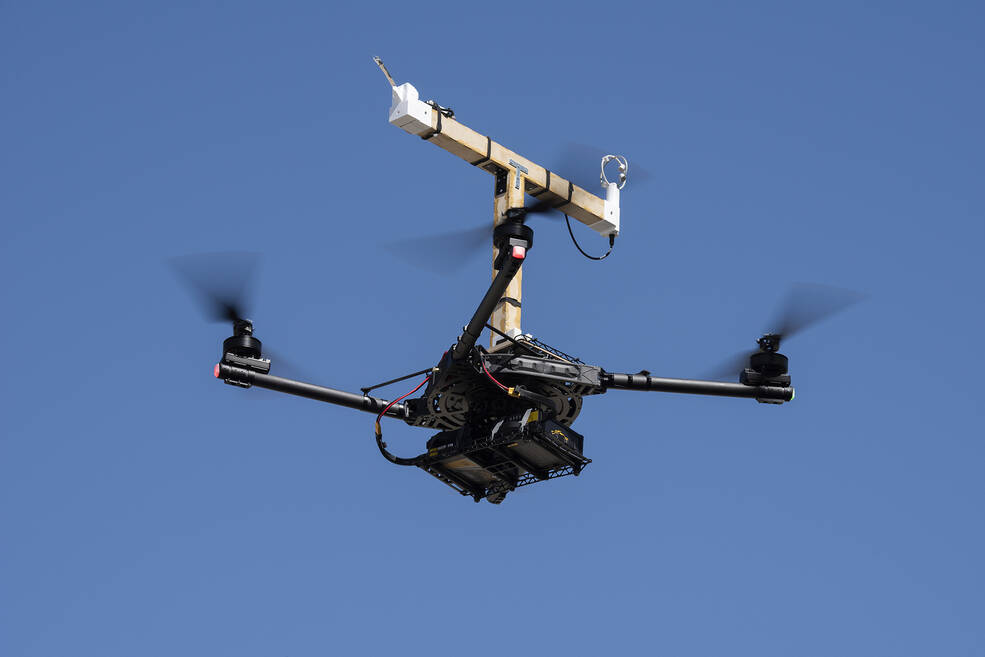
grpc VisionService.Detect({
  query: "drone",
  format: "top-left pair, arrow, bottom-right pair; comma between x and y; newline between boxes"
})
173,61 -> 862,504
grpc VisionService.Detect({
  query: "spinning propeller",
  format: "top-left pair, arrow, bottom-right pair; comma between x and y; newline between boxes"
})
383,199 -> 560,272
169,251 -> 259,325
501,198 -> 558,223
708,283 -> 866,382
168,252 -> 312,383
555,142 -> 652,192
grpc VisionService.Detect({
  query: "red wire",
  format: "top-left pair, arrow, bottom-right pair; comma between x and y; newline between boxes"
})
376,374 -> 431,426
481,360 -> 509,391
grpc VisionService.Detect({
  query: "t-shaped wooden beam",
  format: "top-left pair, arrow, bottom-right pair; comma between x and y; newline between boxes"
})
384,75 -> 620,346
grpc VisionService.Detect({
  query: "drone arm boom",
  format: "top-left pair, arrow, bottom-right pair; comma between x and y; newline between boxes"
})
216,363 -> 412,419
603,372 -> 794,403
451,250 -> 525,360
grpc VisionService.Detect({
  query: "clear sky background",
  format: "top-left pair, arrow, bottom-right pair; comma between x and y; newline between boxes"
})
2,1 -> 983,655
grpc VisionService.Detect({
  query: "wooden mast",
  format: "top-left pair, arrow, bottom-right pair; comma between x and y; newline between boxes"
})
382,62 -> 619,347
490,165 -> 525,346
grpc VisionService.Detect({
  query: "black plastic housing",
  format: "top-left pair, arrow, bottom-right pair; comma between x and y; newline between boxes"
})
223,333 -> 262,359
492,221 -> 533,270
417,413 -> 589,504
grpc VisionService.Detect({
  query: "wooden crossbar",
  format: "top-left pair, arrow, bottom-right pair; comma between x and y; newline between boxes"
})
416,114 -> 609,232
384,75 -> 617,345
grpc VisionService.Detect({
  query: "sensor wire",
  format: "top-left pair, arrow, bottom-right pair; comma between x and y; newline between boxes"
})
374,374 -> 431,438
481,359 -> 510,392
565,214 -> 615,260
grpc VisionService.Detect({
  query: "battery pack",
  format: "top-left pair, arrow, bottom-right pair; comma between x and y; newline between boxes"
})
416,411 -> 590,504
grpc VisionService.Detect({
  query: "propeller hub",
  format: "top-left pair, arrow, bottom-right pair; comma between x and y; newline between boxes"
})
757,333 -> 782,352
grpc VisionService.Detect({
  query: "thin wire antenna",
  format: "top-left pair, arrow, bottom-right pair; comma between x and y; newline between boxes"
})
373,56 -> 397,88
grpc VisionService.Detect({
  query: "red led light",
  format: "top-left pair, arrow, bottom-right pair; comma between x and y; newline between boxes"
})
214,363 -> 220,378
512,245 -> 526,260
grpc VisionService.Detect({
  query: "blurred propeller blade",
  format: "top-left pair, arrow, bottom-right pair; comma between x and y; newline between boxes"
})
704,350 -> 756,382
243,348 -> 321,401
169,252 -> 260,322
522,198 -> 562,219
553,142 -> 653,192
263,346 -> 318,384
703,283 -> 865,380
770,283 -> 867,343
383,224 -> 492,273
171,253 -> 321,397
383,200 -> 561,273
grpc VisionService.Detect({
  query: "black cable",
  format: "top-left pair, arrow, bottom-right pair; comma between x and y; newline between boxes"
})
361,367 -> 433,395
374,375 -> 431,467
565,214 -> 615,260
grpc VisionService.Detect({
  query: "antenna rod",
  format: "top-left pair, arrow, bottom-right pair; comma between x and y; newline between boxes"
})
373,56 -> 397,88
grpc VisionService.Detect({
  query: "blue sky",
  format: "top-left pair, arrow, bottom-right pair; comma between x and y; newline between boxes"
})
2,1 -> 983,655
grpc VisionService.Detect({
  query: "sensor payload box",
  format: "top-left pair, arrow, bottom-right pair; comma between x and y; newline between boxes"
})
388,83 -> 434,138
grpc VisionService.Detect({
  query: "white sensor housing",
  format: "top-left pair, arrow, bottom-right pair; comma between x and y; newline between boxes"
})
388,83 -> 434,137
599,182 -> 620,236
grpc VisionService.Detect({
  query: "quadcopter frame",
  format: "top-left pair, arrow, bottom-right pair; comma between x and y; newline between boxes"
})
210,64 -> 795,504
215,226 -> 793,502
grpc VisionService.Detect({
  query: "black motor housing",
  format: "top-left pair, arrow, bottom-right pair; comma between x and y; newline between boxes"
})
223,318 -> 262,359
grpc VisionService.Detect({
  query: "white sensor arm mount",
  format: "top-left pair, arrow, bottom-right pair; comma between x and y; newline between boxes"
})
388,83 -> 435,138
602,182 -> 620,237
599,154 -> 627,238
